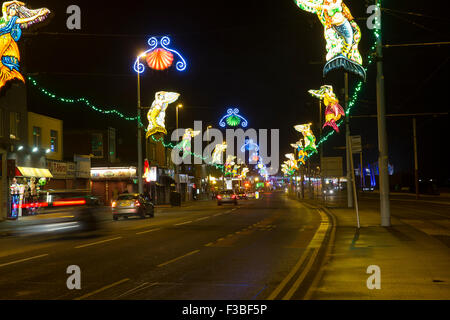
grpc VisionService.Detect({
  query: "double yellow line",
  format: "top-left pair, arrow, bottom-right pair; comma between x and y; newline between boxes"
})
267,207 -> 331,300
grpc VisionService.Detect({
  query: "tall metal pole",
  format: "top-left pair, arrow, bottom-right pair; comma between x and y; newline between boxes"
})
345,72 -> 353,208
375,2 -> 391,226
137,71 -> 143,194
413,117 -> 419,200
319,100 -> 324,200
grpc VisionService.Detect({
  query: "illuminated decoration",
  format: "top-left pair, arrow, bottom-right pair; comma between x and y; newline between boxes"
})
143,159 -> 157,183
178,128 -> 200,155
212,142 -> 227,164
294,0 -> 365,80
224,155 -> 236,176
294,123 -> 317,154
91,167 -> 137,179
219,108 -> 248,128
290,139 -> 307,166
146,91 -> 180,138
146,48 -> 174,71
240,167 -> 249,179
309,85 -> 345,133
134,36 -> 187,73
285,153 -> 298,172
0,2 -> 50,90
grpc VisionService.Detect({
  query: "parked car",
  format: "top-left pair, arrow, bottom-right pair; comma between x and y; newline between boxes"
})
217,190 -> 238,206
112,193 -> 154,220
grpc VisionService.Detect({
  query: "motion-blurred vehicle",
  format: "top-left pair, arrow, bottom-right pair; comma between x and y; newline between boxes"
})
112,193 -> 154,220
237,189 -> 248,200
323,187 -> 336,196
217,190 -> 238,206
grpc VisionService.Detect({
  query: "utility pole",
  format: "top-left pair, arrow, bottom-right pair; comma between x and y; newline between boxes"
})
345,72 -> 353,208
375,1 -> 391,226
413,117 -> 419,200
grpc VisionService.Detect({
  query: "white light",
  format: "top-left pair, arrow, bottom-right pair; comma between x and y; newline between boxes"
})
45,149 -> 51,154
18,145 -> 24,151
32,147 -> 38,153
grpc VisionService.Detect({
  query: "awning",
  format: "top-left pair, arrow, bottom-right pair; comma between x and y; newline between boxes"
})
16,167 -> 53,178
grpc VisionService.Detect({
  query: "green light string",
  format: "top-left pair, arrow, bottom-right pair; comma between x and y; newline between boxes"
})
27,76 -> 139,121
150,135 -> 225,172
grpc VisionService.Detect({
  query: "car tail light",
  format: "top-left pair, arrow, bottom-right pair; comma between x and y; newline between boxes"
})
217,195 -> 222,200
231,195 -> 236,199
112,201 -> 117,208
134,200 -> 141,207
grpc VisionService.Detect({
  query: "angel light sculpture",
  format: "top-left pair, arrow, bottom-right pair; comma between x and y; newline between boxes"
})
294,123 -> 317,154
212,142 -> 227,164
309,85 -> 345,133
0,1 -> 50,90
294,0 -> 365,80
146,91 -> 180,138
178,128 -> 200,154
291,139 -> 307,166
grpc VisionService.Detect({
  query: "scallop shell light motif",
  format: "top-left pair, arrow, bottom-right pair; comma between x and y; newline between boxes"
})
146,48 -> 174,71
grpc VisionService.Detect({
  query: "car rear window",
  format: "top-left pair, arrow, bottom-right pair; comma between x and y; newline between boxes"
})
220,190 -> 234,195
118,195 -> 138,200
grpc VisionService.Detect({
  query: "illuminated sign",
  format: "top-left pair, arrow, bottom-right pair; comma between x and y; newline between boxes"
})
91,167 -> 137,179
219,108 -> 248,128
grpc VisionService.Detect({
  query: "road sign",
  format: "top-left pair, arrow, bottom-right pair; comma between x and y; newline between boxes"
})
350,135 -> 362,153
321,157 -> 343,178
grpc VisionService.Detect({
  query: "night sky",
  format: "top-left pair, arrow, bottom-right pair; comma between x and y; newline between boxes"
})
21,0 -> 450,185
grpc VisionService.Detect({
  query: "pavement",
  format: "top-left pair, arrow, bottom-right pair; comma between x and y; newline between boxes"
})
0,192 -> 334,300
296,191 -> 450,299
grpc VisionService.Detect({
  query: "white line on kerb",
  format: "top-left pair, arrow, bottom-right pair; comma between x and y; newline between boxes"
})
196,217 -> 210,221
0,254 -> 49,268
136,228 -> 161,235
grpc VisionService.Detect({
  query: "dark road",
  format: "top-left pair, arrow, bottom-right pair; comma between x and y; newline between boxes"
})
0,192 -> 332,300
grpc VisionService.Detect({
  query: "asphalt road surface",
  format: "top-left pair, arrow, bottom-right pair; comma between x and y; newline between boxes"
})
0,191 -> 332,300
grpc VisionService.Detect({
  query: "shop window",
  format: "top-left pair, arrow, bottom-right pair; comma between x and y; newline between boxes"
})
33,126 -> 42,147
9,111 -> 20,140
50,130 -> 58,152
91,133 -> 104,158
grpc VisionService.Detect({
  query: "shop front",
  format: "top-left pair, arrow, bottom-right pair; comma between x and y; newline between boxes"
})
9,166 -> 53,219
90,167 -> 138,205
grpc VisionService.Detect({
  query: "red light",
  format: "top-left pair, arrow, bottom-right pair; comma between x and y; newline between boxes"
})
112,201 -> 117,208
53,199 -> 86,207
231,195 -> 236,199
134,200 -> 141,207
217,195 -> 222,200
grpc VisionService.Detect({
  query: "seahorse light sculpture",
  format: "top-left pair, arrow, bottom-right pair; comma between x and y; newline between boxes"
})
309,85 -> 345,133
146,91 -> 180,138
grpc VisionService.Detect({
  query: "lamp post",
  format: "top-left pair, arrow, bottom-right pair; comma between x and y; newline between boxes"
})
136,52 -> 146,194
176,104 -> 183,130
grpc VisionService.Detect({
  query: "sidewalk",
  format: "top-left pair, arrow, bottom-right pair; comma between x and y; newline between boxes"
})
306,202 -> 450,299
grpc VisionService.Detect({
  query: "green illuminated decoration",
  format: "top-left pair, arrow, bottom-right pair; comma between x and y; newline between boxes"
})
226,115 -> 241,127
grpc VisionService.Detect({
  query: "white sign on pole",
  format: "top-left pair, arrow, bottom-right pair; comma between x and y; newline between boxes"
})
350,136 -> 362,153
321,157 -> 343,178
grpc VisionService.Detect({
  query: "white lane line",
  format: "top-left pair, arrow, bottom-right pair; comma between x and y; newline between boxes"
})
213,213 -> 223,217
75,237 -> 122,249
0,254 -> 49,268
174,221 -> 192,226
196,217 -> 210,221
74,278 -> 130,300
157,250 -> 200,267
136,228 -> 161,235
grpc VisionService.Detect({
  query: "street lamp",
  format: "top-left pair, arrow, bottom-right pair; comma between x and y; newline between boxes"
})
135,52 -> 145,194
176,104 -> 183,129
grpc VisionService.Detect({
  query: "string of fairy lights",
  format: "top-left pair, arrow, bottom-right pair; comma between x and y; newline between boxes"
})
26,1 -> 381,175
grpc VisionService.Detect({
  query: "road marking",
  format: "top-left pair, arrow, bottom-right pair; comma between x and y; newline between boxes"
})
136,228 -> 161,235
196,217 -> 210,221
213,213 -> 222,217
205,242 -> 214,247
217,238 -> 225,241
174,221 -> 192,226
75,237 -> 122,249
0,254 -> 48,268
74,278 -> 130,300
268,208 -> 330,300
157,250 -> 200,267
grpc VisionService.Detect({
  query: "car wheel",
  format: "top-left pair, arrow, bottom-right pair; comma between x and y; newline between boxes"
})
218,202 -> 222,206
113,215 -> 118,221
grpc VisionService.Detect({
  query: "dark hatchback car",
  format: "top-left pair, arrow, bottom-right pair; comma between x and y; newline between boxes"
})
112,193 -> 155,220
